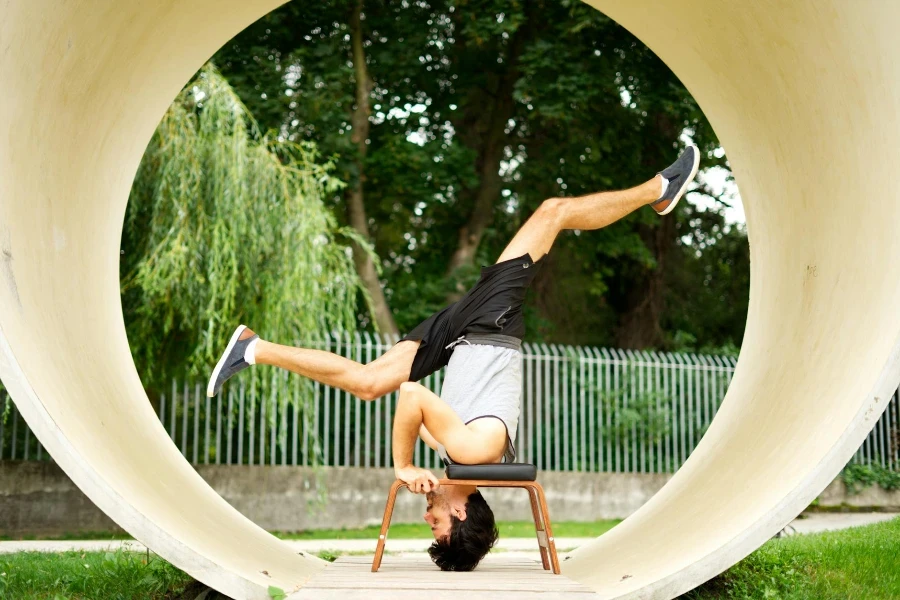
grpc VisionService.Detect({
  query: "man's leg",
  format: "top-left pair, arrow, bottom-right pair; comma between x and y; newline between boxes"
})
496,144 -> 698,263
496,175 -> 662,264
246,327 -> 418,401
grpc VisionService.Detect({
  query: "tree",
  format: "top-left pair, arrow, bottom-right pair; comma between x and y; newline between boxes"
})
120,65 -> 367,404
213,1 -> 745,351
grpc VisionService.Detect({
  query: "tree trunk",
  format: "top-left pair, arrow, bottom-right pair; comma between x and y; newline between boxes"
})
614,114 -> 680,349
444,10 -> 533,289
347,0 -> 398,336
614,215 -> 675,348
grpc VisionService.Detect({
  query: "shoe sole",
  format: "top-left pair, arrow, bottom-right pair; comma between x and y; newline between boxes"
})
657,143 -> 700,216
206,324 -> 246,397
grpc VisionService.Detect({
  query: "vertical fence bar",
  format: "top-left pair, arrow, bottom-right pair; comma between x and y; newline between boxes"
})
677,353 -> 687,469
628,350 -> 636,473
249,382 -> 256,465
23,421 -> 30,461
551,345 -> 560,471
343,332 -> 351,467
237,383 -> 245,466
324,334 -> 333,466
279,372 -> 287,466
226,385 -> 234,465
666,353 -> 682,473
541,344 -> 551,471
524,343 -> 534,466
578,347 -> 586,472
215,382 -> 222,465
384,388 -> 393,468
602,348 -> 612,473
661,353 -> 670,472
556,346 -> 572,471
353,332 -> 362,468
259,377 -> 267,466
363,333 -> 371,467
295,376 -> 302,467
169,379 -> 177,442
650,351 -> 660,473
582,346 -> 600,473
893,392 -> 900,465
181,380 -> 189,457
0,394 -> 6,461
11,407 -> 18,459
374,334 -> 383,469
192,384 -> 200,464
616,349 -> 627,472
638,350 -> 647,473
204,387 -> 211,465
587,347 -> 598,473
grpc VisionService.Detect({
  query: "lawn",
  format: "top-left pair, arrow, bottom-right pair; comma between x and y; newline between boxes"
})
1,519 -> 622,542
2,517 -> 898,599
684,516 -> 900,599
275,519 -> 621,540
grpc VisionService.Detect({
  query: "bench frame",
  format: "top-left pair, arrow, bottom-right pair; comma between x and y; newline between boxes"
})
371,478 -> 560,574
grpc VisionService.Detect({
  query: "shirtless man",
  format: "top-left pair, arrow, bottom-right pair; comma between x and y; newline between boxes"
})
207,144 -> 699,571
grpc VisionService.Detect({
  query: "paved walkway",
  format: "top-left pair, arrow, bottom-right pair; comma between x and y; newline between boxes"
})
1,512 -> 895,555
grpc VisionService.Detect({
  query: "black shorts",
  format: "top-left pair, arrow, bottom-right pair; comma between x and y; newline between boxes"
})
401,252 -> 545,382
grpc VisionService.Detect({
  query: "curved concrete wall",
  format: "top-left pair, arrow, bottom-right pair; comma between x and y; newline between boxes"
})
564,1 -> 900,598
1,1 -> 898,599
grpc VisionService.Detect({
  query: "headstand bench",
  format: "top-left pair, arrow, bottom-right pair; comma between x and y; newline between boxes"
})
372,463 -> 560,574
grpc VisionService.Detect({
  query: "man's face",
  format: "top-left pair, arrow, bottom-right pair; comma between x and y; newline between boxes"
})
424,490 -> 451,540
424,487 -> 467,540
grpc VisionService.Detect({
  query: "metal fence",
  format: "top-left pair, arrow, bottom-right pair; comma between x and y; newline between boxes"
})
2,332 -> 900,473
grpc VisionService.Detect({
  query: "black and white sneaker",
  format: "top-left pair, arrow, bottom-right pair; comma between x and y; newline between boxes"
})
206,325 -> 258,397
651,144 -> 700,215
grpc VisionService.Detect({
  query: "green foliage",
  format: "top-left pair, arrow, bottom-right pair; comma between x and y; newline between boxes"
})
601,388 -> 671,449
268,585 -> 287,599
841,461 -> 900,495
683,516 -> 900,599
121,65 -> 368,452
314,550 -> 341,562
214,1 -> 742,349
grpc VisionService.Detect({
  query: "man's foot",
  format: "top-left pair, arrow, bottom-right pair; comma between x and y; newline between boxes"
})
206,325 -> 259,397
651,144 -> 700,215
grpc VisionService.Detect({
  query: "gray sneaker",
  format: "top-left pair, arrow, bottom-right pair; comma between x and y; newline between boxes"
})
206,325 -> 258,397
651,144 -> 700,215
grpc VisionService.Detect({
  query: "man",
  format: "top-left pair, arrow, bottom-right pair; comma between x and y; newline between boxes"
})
206,144 -> 700,570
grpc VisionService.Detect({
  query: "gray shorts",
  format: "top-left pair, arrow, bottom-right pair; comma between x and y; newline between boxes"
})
435,343 -> 522,464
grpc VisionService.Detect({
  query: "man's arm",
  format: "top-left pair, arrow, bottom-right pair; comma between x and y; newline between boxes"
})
392,382 -> 441,493
392,381 -> 506,492
419,425 -> 439,451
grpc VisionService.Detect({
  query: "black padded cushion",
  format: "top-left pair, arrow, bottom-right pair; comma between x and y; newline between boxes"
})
445,463 -> 537,481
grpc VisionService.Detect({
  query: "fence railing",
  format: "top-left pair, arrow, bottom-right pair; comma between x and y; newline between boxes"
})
2,332 -> 899,474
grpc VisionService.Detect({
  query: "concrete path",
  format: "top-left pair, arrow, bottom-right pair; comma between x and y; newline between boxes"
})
1,513 -> 895,555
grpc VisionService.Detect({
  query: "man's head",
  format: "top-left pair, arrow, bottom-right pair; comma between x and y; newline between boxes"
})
424,485 -> 498,571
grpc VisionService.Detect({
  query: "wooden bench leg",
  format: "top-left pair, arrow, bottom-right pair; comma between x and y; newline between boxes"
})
531,482 -> 560,574
372,480 -> 405,572
527,485 -> 551,571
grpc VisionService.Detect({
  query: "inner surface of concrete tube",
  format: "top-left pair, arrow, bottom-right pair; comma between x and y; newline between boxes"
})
1,1 -> 899,599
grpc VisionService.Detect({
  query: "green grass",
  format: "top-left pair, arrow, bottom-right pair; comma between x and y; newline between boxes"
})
4,518 -> 899,599
273,519 -> 621,540
682,516 -> 900,599
1,520 -> 621,542
0,549 -> 197,600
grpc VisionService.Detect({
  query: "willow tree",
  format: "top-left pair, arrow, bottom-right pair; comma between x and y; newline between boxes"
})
121,65 -> 371,461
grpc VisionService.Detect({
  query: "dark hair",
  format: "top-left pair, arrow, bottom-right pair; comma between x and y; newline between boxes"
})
427,491 -> 499,571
